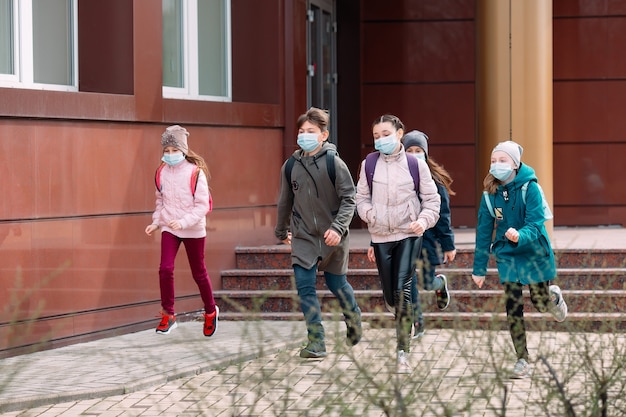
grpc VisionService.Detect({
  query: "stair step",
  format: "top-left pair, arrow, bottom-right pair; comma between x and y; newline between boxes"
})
234,247 -> 626,269
221,268 -> 626,291
216,311 -> 626,332
214,289 -> 626,315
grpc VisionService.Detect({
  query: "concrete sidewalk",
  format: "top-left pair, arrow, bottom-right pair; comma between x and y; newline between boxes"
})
2,320 -> 625,416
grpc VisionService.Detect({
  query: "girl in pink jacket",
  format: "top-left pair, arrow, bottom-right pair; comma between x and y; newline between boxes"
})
145,125 -> 218,337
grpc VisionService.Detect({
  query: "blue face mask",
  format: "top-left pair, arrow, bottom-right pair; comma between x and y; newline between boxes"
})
409,152 -> 426,161
374,133 -> 399,155
297,133 -> 321,153
490,162 -> 514,181
162,152 -> 185,166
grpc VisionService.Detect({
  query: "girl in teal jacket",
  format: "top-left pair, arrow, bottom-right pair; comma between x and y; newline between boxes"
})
472,141 -> 568,379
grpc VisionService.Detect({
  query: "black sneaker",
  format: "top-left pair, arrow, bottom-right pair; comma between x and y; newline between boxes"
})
412,322 -> 425,339
345,312 -> 363,346
435,274 -> 450,310
299,340 -> 327,358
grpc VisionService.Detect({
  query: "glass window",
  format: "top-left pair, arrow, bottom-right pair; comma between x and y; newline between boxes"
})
32,0 -> 73,85
0,0 -> 13,75
162,0 -> 184,88
0,0 -> 77,90
162,0 -> 231,101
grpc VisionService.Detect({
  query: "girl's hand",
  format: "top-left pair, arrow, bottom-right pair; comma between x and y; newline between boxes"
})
505,227 -> 519,243
145,224 -> 158,236
410,221 -> 425,236
324,229 -> 341,247
367,246 -> 376,263
282,232 -> 292,245
472,274 -> 485,288
443,249 -> 457,263
168,220 -> 182,230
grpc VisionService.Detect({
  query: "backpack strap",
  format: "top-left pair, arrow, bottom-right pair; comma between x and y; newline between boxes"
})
326,149 -> 336,186
365,151 -> 421,196
285,151 -> 337,186
155,163 -> 166,192
406,154 -> 421,195
483,191 -> 496,218
284,156 -> 296,186
364,152 -> 380,194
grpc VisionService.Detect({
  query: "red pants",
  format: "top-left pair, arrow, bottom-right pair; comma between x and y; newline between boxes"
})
159,231 -> 216,315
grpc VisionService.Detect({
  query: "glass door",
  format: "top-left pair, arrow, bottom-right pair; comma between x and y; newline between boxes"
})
307,0 -> 337,144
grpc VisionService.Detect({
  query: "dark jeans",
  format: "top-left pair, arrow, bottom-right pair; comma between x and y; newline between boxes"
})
159,231 -> 216,315
372,237 -> 422,352
504,281 -> 551,360
294,264 -> 361,342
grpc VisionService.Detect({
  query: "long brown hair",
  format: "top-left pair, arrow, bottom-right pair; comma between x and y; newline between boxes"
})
185,149 -> 210,182
427,157 -> 455,196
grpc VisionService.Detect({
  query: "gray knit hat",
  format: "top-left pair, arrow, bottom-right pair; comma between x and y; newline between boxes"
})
161,125 -> 189,154
492,140 -> 523,168
403,130 -> 429,156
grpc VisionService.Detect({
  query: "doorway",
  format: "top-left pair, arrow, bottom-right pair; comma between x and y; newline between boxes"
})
307,0 -> 337,144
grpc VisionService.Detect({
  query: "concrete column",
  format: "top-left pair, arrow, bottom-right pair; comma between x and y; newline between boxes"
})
476,0 -> 553,232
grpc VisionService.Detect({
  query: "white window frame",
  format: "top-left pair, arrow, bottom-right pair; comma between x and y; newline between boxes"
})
162,0 -> 232,102
0,0 -> 78,91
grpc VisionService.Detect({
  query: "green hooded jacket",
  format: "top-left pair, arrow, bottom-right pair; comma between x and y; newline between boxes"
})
473,163 -> 556,284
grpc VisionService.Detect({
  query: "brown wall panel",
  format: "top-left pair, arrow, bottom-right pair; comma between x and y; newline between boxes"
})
362,0 -> 475,20
231,0 -> 282,104
554,0 -> 626,17
78,0 -> 134,94
554,143 -> 626,206
554,81 -> 626,142
554,17 -> 626,79
362,21 -> 475,83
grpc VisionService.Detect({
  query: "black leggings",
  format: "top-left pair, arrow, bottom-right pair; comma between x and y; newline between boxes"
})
504,281 -> 551,360
373,237 -> 422,352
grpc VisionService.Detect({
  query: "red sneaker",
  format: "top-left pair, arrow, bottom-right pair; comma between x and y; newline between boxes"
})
156,311 -> 177,334
203,306 -> 219,337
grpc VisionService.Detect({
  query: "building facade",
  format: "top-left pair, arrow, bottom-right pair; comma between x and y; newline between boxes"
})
1,0 -> 625,356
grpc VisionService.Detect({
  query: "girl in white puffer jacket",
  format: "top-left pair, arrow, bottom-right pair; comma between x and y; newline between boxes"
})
356,114 -> 440,374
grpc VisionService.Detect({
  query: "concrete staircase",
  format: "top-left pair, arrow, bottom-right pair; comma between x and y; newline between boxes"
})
215,243 -> 626,332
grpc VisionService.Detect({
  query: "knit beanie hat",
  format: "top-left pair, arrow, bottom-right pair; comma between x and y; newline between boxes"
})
403,130 -> 429,156
161,125 -> 189,154
492,140 -> 523,168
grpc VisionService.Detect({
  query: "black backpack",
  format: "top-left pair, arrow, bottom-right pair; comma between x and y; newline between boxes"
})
284,149 -> 336,186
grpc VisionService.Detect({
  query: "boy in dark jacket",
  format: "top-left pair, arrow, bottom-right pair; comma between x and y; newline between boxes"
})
275,107 -> 362,359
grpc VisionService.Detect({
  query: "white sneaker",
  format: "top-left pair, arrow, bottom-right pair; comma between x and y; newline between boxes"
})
549,285 -> 568,322
397,350 -> 411,374
511,358 -> 531,379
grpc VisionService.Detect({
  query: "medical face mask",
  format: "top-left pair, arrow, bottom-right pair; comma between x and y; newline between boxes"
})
374,133 -> 399,155
409,152 -> 426,161
489,162 -> 514,181
162,151 -> 185,166
297,133 -> 321,152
